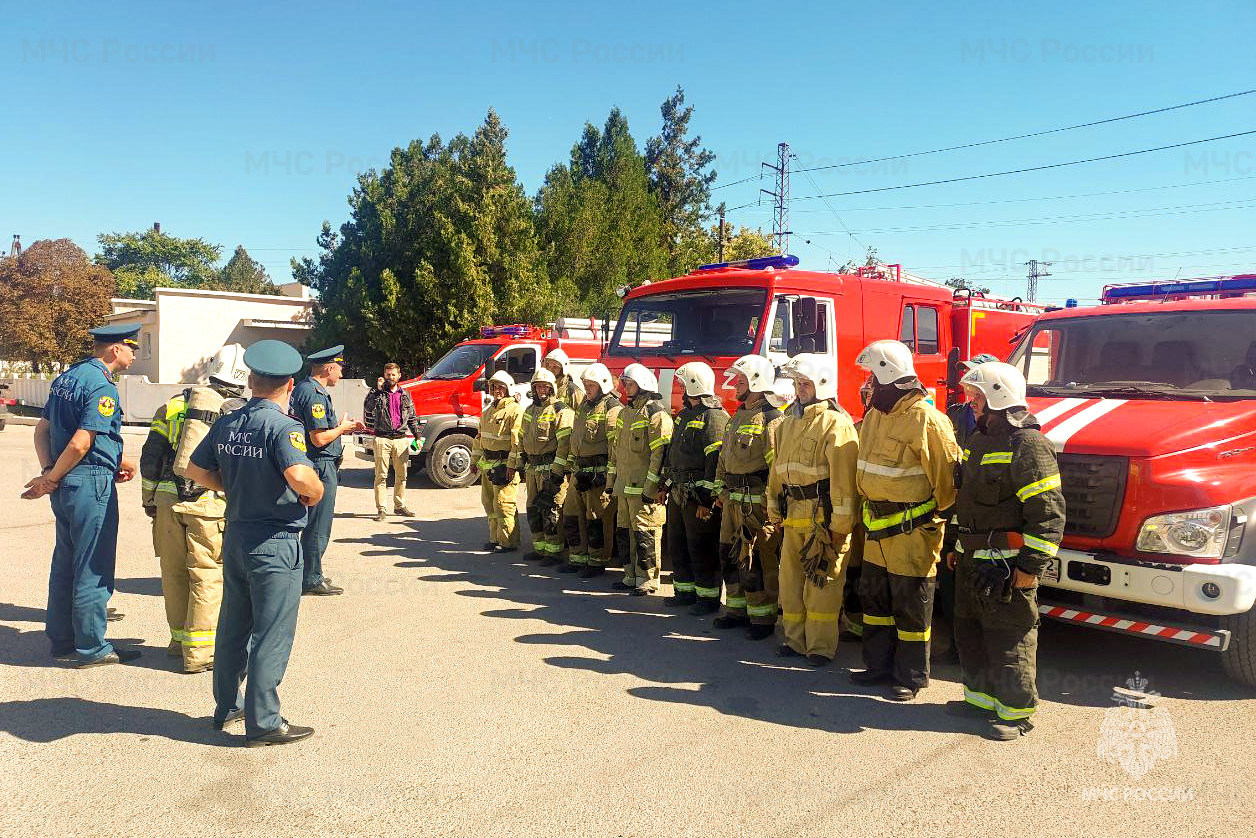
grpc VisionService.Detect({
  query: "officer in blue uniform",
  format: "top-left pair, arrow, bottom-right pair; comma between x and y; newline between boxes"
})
186,340 -> 325,747
289,345 -> 363,596
23,324 -> 141,668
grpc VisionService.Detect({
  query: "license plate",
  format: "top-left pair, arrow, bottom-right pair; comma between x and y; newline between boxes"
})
1043,557 -> 1061,584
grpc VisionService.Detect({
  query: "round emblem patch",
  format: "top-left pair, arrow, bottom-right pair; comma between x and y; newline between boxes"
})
97,396 -> 117,417
311,403 -> 326,420
289,431 -> 307,453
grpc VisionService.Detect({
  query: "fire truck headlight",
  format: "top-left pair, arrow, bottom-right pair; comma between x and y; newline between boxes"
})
1136,505 -> 1232,559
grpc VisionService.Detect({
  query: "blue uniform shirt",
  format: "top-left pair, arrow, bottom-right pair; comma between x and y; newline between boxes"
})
290,377 -> 341,460
190,398 -> 314,530
43,358 -> 124,471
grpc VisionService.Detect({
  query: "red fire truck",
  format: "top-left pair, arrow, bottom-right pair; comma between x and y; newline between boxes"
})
601,255 -> 1043,415
1005,275 -> 1256,685
354,321 -> 603,488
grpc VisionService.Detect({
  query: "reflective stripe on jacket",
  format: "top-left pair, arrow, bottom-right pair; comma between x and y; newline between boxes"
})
856,391 -> 960,511
767,401 -> 858,533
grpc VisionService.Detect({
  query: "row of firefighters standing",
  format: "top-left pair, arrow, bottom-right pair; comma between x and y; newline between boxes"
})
474,342 -> 1064,741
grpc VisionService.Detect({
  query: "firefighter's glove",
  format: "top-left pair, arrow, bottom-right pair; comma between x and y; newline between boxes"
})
409,438 -> 420,453
542,474 -> 563,497
974,560 -> 1011,600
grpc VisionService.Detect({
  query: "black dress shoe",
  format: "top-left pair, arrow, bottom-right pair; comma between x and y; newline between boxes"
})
849,669 -> 891,685
302,581 -> 343,596
745,623 -> 775,641
557,563 -> 581,574
214,709 -> 245,730
688,599 -> 720,616
888,685 -> 919,702
52,647 -> 76,661
77,648 -> 141,669
245,720 -> 315,748
106,608 -> 124,622
807,654 -> 831,667
579,566 -> 605,578
776,643 -> 802,658
712,613 -> 747,630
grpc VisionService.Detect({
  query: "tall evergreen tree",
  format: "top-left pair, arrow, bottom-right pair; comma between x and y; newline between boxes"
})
217,245 -> 281,294
645,86 -> 717,274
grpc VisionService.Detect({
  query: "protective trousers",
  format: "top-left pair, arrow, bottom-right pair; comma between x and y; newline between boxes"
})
843,527 -> 865,639
152,492 -> 225,670
480,471 -> 519,548
46,466 -> 118,662
525,469 -> 567,558
778,522 -> 849,660
719,499 -> 781,625
666,495 -> 721,602
214,526 -> 303,737
859,561 -> 935,690
954,556 -> 1040,721
301,458 -> 338,590
564,486 -> 614,567
372,436 -> 410,513
617,494 -> 666,590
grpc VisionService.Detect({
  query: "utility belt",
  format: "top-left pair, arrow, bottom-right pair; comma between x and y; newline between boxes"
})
782,479 -> 829,502
723,469 -> 769,490
862,497 -> 937,541
573,454 -> 609,491
667,467 -> 705,486
957,529 -> 1025,558
520,451 -> 556,469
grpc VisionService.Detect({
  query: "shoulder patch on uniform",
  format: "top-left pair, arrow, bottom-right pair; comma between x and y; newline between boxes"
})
97,395 -> 116,417
289,430 -> 307,453
311,403 -> 326,420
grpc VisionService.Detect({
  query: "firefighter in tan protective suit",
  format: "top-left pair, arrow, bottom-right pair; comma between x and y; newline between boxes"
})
543,348 -> 585,411
852,339 -> 960,700
559,363 -> 621,577
767,355 -> 859,665
472,370 -> 524,552
713,355 -> 785,640
508,368 -> 574,565
607,363 -> 672,595
139,353 -> 246,673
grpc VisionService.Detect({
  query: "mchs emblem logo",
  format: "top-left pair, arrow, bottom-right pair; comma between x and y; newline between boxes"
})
1097,672 -> 1177,780
311,403 -> 326,420
289,431 -> 307,453
97,396 -> 117,417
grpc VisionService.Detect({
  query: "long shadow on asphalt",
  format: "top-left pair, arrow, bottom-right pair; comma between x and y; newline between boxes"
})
0,697 -> 227,746
0,607 -> 188,675
341,515 -> 1251,736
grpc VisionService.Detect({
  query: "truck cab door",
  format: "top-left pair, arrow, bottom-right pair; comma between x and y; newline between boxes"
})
899,302 -> 946,407
766,295 -> 836,365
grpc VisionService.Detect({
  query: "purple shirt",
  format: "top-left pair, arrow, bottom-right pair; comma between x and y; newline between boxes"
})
387,387 -> 403,430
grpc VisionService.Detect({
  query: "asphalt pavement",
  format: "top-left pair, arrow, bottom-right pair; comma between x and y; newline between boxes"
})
1,424 -> 1253,838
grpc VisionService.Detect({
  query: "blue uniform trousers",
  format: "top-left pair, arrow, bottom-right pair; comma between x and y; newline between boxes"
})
213,525 -> 303,736
300,458 -> 338,589
46,466 -> 118,662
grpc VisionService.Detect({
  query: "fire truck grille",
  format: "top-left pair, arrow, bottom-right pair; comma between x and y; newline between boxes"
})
1056,454 -> 1128,538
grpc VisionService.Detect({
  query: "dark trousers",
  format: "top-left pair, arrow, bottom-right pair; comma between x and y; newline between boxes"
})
46,467 -> 118,662
214,526 -> 303,736
301,458 -> 338,589
954,557 -> 1040,721
859,562 -> 935,689
666,496 -> 721,600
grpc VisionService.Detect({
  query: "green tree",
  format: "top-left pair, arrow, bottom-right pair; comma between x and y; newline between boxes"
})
96,228 -> 221,299
297,110 -> 554,371
945,276 -> 992,294
535,108 -> 668,321
645,86 -> 717,274
0,239 -> 116,374
216,245 -> 281,295
839,245 -> 881,273
672,215 -> 776,270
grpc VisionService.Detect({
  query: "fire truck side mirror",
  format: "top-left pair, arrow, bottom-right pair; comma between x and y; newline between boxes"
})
473,378 -> 488,392
792,297 -> 818,337
945,347 -> 962,394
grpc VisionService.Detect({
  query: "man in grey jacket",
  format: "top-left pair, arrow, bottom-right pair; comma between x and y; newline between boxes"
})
364,363 -> 422,522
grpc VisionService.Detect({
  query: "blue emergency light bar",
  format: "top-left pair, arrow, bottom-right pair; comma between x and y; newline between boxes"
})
1102,274 -> 1256,302
697,254 -> 800,271
480,324 -> 540,338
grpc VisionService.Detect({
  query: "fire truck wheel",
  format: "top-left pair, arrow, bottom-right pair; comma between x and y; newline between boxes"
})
1221,607 -> 1256,687
427,433 -> 477,490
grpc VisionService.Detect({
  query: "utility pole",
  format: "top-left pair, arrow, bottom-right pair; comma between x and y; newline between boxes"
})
717,202 -> 727,262
1025,258 -> 1051,303
7,235 -> 20,259
761,142 -> 792,255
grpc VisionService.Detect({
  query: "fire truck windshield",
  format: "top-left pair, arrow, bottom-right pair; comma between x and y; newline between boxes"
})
608,288 -> 767,357
422,344 -> 498,381
1009,309 -> 1256,400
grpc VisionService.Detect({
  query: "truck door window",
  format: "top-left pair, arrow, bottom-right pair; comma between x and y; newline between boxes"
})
780,297 -> 830,356
770,301 -> 790,353
916,306 -> 939,354
498,347 -> 537,384
899,306 -> 916,352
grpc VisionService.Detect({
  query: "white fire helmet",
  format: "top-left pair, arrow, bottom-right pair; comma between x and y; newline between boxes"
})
206,343 -> 249,388
530,367 -> 556,396
675,361 -> 716,397
725,354 -> 775,393
620,363 -> 659,394
543,348 -> 570,377
787,353 -> 838,402
488,370 -> 515,393
960,361 -> 1028,411
766,377 -> 796,409
856,339 -> 917,385
581,362 -> 615,397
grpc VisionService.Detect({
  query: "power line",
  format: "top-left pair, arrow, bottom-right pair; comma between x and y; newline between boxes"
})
793,153 -> 864,258
789,89 -> 1256,175
712,175 -> 758,191
790,131 -> 1256,201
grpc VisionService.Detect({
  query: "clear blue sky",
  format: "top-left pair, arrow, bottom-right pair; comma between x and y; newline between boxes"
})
5,0 -> 1254,304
